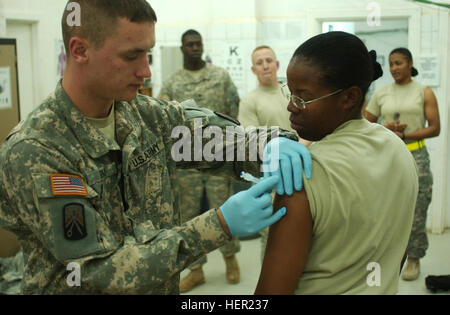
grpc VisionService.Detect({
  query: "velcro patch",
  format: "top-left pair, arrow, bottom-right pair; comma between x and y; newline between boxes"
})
63,203 -> 87,241
50,174 -> 87,196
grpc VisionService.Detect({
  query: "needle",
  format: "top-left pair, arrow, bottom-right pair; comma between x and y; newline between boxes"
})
240,172 -> 261,184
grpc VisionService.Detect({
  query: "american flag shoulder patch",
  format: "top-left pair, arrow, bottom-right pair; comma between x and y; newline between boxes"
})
50,174 -> 88,196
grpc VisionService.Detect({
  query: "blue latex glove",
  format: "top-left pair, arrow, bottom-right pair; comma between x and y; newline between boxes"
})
262,137 -> 312,196
219,176 -> 286,237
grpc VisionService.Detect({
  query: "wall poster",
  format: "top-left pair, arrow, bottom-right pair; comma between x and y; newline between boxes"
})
0,66 -> 12,110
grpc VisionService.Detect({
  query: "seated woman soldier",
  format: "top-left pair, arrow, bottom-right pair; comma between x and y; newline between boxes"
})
255,31 -> 419,295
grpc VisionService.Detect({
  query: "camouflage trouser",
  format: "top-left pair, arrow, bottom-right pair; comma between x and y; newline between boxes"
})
176,169 -> 240,270
407,147 -> 433,259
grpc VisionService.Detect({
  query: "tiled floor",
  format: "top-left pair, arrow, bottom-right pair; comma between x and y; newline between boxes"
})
181,229 -> 450,295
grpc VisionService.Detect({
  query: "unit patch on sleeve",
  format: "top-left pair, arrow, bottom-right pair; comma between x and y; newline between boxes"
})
50,174 -> 88,196
63,203 -> 87,241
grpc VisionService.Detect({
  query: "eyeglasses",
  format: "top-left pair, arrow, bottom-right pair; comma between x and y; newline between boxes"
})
281,84 -> 344,110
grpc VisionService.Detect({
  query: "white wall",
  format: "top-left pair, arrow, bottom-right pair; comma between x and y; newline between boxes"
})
0,0 -> 67,116
417,7 -> 449,232
152,0 -> 424,96
0,1 -> 5,35
1,0 -> 448,230
443,9 -> 450,229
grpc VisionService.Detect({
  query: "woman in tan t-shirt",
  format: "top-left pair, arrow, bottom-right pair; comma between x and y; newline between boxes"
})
365,48 -> 440,282
255,32 -> 420,295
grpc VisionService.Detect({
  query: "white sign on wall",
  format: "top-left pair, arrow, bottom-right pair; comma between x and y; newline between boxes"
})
224,43 -> 245,94
56,39 -> 67,83
209,41 -> 249,97
0,67 -> 12,110
416,54 -> 440,87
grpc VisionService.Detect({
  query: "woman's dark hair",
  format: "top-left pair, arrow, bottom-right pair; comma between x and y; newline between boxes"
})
389,47 -> 419,77
292,31 -> 383,107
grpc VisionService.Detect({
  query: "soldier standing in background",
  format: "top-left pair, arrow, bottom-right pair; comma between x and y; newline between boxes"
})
238,45 -> 311,262
238,46 -> 292,132
365,48 -> 440,281
159,30 -> 241,292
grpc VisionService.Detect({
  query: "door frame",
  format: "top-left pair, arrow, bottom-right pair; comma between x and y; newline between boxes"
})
4,11 -> 40,115
305,7 -> 421,60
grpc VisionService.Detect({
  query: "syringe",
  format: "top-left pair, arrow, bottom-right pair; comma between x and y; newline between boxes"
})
240,171 -> 261,184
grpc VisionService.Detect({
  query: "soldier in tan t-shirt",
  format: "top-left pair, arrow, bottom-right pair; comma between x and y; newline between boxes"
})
365,47 -> 440,281
255,32 -> 418,295
239,46 -> 311,262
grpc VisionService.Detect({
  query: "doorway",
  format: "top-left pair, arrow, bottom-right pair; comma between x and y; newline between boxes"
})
6,20 -> 37,119
321,19 -> 409,98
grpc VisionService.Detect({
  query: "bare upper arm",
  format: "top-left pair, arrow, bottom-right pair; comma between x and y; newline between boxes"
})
365,111 -> 378,123
254,189 -> 313,295
424,87 -> 440,134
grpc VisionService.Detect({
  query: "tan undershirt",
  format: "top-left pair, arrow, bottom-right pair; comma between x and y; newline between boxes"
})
85,104 -> 116,143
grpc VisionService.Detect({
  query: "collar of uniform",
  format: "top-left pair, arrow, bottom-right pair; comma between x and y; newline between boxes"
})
183,63 -> 210,83
54,81 -> 121,158
114,100 -> 141,149
329,118 -> 369,137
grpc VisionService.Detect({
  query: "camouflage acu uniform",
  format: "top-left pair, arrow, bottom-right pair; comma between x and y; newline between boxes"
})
0,249 -> 23,295
159,63 -> 241,269
407,147 -> 433,259
0,82 -> 294,294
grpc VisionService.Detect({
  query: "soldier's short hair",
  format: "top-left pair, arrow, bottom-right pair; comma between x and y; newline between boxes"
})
251,46 -> 277,64
61,0 -> 157,57
181,29 -> 202,44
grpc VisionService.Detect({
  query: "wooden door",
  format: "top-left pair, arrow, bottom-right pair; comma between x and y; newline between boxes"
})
0,38 -> 21,257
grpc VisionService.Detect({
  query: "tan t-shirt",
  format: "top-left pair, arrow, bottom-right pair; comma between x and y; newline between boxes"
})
85,104 -> 116,143
238,84 -> 293,131
297,119 -> 418,294
366,80 -> 427,143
